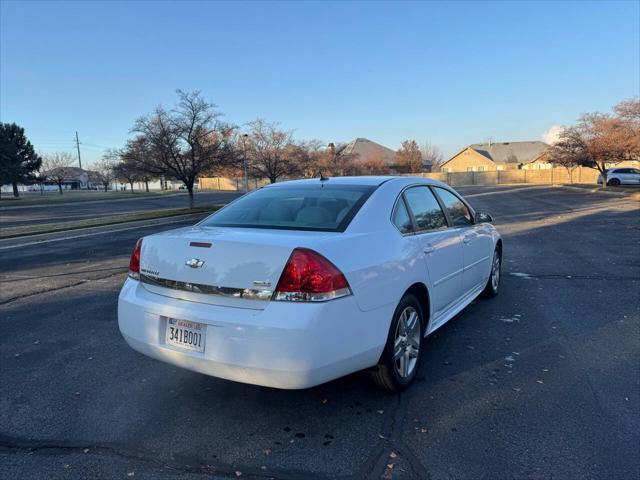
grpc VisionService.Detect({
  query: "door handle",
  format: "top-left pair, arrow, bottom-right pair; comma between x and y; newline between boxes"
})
463,233 -> 474,244
423,245 -> 435,255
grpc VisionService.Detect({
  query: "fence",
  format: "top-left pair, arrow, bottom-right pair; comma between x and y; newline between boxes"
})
199,177 -> 273,191
198,167 -> 600,191
414,166 -> 599,186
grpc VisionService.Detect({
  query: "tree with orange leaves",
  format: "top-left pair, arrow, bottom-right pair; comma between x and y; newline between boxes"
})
395,140 -> 423,174
550,98 -> 640,187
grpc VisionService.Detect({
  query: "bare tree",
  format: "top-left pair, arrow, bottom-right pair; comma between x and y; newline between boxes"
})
113,159 -> 139,192
547,138 -> 581,184
324,143 -> 360,177
358,154 -> 390,175
551,98 -> 640,187
114,136 -> 160,192
132,90 -> 238,208
41,152 -> 75,194
289,139 -> 323,179
245,118 -> 301,183
395,140 -> 422,173
420,141 -> 443,170
93,153 -> 118,192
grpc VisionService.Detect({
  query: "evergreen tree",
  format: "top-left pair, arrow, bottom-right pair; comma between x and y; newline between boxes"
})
0,123 -> 42,197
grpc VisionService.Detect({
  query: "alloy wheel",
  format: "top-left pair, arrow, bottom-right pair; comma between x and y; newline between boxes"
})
393,306 -> 421,378
491,251 -> 501,291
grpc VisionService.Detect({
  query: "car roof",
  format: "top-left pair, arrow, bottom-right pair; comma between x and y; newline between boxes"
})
265,176 -> 445,188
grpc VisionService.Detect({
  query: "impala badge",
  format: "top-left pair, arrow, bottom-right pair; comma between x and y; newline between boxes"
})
185,258 -> 205,268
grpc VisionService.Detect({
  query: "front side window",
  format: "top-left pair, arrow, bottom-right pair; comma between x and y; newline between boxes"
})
435,187 -> 473,227
200,184 -> 375,232
403,186 -> 448,232
392,197 -> 413,234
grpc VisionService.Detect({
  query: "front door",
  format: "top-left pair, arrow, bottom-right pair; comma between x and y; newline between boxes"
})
433,187 -> 493,295
402,186 -> 465,321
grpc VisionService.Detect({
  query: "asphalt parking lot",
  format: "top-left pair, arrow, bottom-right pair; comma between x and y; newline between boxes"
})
1,185 -> 638,480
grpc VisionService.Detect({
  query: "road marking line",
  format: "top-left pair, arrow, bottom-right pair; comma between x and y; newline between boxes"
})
0,215 -> 202,251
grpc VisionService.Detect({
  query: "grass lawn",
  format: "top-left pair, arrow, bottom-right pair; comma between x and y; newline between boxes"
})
0,205 -> 221,239
0,190 -> 185,208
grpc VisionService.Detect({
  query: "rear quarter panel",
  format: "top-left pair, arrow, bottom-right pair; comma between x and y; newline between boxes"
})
309,179 -> 430,314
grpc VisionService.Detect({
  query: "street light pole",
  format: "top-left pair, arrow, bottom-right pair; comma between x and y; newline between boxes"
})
242,133 -> 249,192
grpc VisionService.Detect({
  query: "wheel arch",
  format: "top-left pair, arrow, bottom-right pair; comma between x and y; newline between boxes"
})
404,282 -> 431,334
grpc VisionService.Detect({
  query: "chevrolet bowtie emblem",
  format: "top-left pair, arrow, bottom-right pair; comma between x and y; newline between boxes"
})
185,258 -> 205,268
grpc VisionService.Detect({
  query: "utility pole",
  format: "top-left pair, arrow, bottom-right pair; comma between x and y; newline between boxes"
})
75,131 -> 82,169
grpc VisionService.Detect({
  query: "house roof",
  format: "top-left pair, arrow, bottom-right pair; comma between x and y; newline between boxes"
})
337,138 -> 396,165
468,141 -> 549,164
41,166 -> 88,181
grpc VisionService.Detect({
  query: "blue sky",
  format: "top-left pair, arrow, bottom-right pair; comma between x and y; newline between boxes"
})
1,1 -> 638,166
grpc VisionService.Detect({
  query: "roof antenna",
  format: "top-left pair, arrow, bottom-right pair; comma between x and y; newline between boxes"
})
320,172 -> 330,182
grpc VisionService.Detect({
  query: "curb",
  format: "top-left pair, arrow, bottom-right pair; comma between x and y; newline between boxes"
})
557,185 -> 640,200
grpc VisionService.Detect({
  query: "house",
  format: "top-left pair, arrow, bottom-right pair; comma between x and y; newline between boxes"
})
40,166 -> 92,189
441,141 -> 549,173
334,137 -> 433,173
336,138 -> 396,166
521,151 -> 553,170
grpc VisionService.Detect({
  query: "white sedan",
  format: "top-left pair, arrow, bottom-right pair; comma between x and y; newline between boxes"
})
118,176 -> 502,391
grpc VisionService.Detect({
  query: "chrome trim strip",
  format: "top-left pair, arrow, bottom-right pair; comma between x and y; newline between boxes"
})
139,274 -> 273,301
463,255 -> 491,272
432,268 -> 464,287
273,287 -> 352,302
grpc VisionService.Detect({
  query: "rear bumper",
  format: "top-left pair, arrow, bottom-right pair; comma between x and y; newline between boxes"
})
117,279 -> 391,389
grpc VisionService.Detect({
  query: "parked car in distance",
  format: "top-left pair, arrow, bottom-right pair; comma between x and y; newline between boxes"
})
118,176 -> 502,391
597,168 -> 640,186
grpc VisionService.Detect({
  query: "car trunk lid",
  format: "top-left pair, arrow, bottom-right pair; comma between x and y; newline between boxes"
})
138,226 -> 340,310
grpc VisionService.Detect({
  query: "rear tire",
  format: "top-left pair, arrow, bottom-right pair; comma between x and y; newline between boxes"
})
369,294 -> 424,392
607,178 -> 620,186
482,247 -> 501,298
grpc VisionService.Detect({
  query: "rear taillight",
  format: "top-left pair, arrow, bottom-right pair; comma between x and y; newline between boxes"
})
128,238 -> 142,280
274,248 -> 351,302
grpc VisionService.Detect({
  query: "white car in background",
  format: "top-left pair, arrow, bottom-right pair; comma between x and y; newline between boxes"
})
118,176 -> 502,391
597,168 -> 640,186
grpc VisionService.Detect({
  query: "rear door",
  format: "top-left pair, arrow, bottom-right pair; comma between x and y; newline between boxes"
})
402,186 -> 465,320
433,187 -> 493,295
619,168 -> 640,184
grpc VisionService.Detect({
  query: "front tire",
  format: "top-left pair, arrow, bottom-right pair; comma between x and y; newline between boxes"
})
482,247 -> 501,298
369,294 -> 424,392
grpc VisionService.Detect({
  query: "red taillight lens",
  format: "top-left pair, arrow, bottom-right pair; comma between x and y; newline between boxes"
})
128,238 -> 142,279
274,248 -> 351,302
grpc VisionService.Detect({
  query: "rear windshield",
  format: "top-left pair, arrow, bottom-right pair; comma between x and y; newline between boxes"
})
200,184 -> 376,232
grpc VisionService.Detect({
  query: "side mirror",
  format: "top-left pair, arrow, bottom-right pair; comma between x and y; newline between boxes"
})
475,211 -> 493,223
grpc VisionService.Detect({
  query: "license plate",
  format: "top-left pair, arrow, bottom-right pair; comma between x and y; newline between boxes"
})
165,318 -> 206,352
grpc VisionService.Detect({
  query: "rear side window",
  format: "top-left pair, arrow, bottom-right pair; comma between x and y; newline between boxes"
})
403,186 -> 448,231
392,198 -> 413,234
434,187 -> 473,227
200,184 -> 376,232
